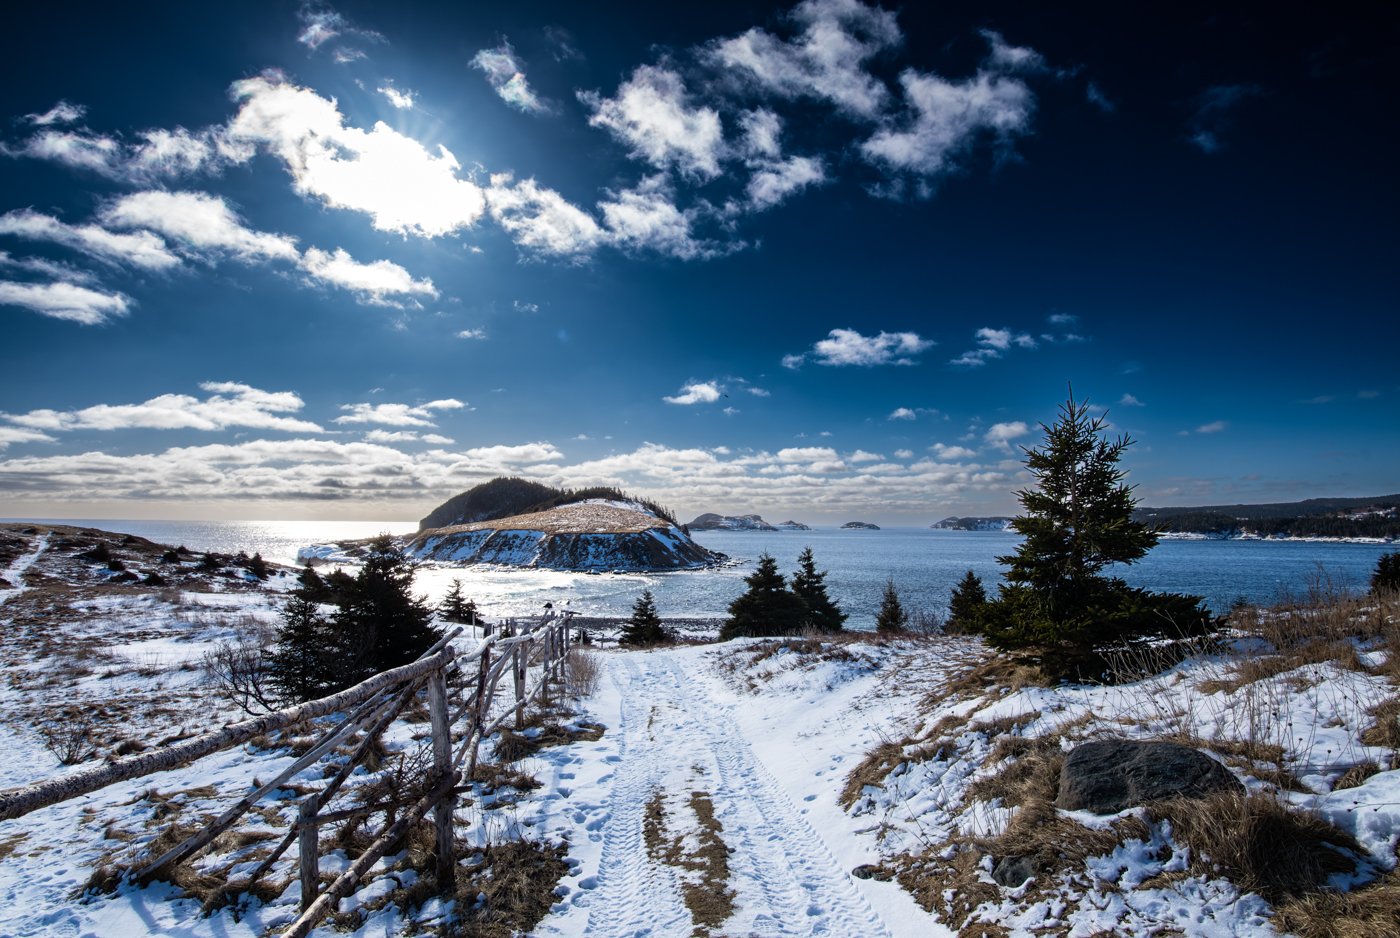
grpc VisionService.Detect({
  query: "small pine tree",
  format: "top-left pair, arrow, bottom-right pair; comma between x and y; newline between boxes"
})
720,553 -> 809,639
620,589 -> 667,645
438,578 -> 479,625
1373,553 -> 1400,593
267,592 -> 333,703
946,570 -> 987,631
246,552 -> 270,580
791,546 -> 846,632
331,535 -> 441,688
875,578 -> 908,633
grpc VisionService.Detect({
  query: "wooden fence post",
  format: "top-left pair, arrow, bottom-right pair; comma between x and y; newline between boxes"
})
513,644 -> 526,727
427,652 -> 456,893
298,797 -> 319,912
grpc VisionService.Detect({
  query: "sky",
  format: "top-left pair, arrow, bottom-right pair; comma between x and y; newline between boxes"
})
0,1 -> 1395,525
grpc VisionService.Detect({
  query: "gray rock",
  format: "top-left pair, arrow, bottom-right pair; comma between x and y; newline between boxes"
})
991,854 -> 1037,888
851,864 -> 892,881
1056,739 -> 1243,814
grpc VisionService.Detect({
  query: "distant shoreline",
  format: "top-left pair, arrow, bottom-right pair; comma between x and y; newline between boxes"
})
1156,531 -> 1394,546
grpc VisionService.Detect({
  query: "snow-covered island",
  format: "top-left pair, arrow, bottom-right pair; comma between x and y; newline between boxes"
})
687,512 -> 778,531
775,519 -> 812,531
930,515 -> 1016,531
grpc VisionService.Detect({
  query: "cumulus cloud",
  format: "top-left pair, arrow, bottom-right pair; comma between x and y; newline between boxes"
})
746,387 -> 771,397
334,399 -> 465,428
485,174 -> 603,257
0,208 -> 180,270
0,280 -> 130,324
931,442 -> 977,460
296,3 -> 382,55
300,247 -> 437,304
705,0 -> 902,117
5,125 -> 231,182
664,381 -> 722,405
746,155 -> 825,210
363,429 -> 453,444
888,407 -> 916,420
598,174 -> 715,259
378,85 -> 415,109
227,73 -> 487,237
101,190 -> 299,263
456,328 -> 487,340
2,381 -> 321,433
580,65 -> 725,180
950,326 -> 1036,366
790,327 -> 934,367
1118,393 -> 1144,407
0,426 -> 55,449
984,421 -> 1030,450
1195,420 -> 1228,434
472,41 -> 548,114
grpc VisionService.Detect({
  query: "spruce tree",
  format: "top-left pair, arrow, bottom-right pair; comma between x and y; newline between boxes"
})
970,393 -> 1213,665
875,577 -> 908,633
946,570 -> 987,631
332,535 -> 441,686
620,589 -> 667,645
267,591 -> 332,703
1373,553 -> 1400,593
791,547 -> 846,632
720,553 -> 808,639
438,578 -> 479,625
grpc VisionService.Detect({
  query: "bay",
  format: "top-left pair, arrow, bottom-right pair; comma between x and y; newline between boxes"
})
5,518 -> 1393,630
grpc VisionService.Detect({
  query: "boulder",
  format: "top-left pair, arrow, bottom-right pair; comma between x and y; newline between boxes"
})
991,854 -> 1037,888
1056,739 -> 1242,814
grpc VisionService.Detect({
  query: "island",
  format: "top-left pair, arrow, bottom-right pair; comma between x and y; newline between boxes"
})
686,513 -> 778,531
841,521 -> 880,530
931,516 -> 1015,532
775,520 -> 812,531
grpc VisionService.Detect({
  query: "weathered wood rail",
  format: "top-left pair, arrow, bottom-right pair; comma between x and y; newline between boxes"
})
0,610 -> 579,938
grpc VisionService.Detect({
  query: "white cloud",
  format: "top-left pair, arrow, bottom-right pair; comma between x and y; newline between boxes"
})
984,421 -> 1030,449
848,449 -> 882,462
363,429 -> 454,444
1189,84 -> 1262,154
802,327 -> 935,367
2,382 -> 321,433
738,109 -> 783,160
334,399 -> 465,428
296,4 -> 382,54
460,442 -> 562,464
746,155 -> 826,210
0,426 -> 56,449
777,446 -> 839,462
664,381 -> 722,405
227,73 -> 487,237
978,29 -> 1047,74
25,101 -> 86,126
580,65 -> 725,180
888,407 -> 916,421
931,442 -> 977,460
6,126 -> 229,182
893,448 -> 912,459
0,280 -> 130,324
950,326 -> 1036,366
1195,420 -> 1228,434
456,328 -> 487,340
1119,393 -> 1144,407
1047,312 -> 1078,325
300,247 -> 436,304
378,86 -> 415,109
471,41 -> 548,114
0,208 -> 180,270
706,0 -> 902,118
781,353 -> 806,370
100,190 -> 299,262
485,174 -> 603,257
599,174 -> 714,259
0,250 -> 99,286
862,65 -> 1035,179
1086,82 -> 1115,113
746,387 -> 771,397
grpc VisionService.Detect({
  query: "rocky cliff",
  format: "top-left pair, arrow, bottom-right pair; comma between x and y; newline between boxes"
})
686,513 -> 778,531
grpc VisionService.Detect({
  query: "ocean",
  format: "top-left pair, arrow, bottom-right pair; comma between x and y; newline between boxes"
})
6,518 -> 1395,630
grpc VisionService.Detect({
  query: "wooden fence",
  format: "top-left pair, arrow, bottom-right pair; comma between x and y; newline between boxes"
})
0,611 -> 578,938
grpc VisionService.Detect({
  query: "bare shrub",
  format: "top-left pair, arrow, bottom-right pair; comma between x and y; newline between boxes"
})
564,647 -> 601,699
38,707 -> 99,765
202,628 -> 278,716
905,607 -> 944,636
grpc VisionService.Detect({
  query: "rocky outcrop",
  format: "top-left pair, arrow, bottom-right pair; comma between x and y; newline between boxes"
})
407,502 -> 725,572
775,520 -> 811,531
687,513 -> 777,531
841,521 -> 880,530
1055,739 -> 1243,814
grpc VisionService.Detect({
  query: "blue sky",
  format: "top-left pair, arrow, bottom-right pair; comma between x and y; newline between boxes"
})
0,1 -> 1395,523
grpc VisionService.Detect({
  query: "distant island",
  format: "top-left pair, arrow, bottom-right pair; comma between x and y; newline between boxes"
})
841,521 -> 880,530
775,520 -> 812,531
687,513 -> 777,531
931,516 -> 1015,532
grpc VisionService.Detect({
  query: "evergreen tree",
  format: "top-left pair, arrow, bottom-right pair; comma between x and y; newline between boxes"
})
620,589 -> 667,645
438,578 -> 479,625
331,535 -> 441,687
246,552 -> 270,580
1373,552 -> 1400,593
791,546 -> 846,632
946,570 -> 987,632
720,553 -> 808,639
267,591 -> 333,703
970,393 -> 1213,665
875,578 -> 908,633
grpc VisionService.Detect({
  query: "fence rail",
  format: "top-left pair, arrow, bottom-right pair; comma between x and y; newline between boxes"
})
0,611 -> 578,938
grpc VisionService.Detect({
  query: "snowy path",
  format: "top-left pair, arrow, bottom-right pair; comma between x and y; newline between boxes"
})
0,533 -> 48,606
553,649 -> 904,938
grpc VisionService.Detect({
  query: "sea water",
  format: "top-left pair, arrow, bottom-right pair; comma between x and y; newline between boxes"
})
6,518 -> 1394,629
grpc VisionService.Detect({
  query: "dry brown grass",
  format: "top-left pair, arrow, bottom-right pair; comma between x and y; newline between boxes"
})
493,718 -> 605,763
1359,697 -> 1400,749
644,789 -> 735,936
1274,863 -> 1400,938
1147,791 -> 1360,903
966,735 -> 1064,809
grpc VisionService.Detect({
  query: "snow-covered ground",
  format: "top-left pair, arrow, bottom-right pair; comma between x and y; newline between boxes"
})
2,523 -> 1398,937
